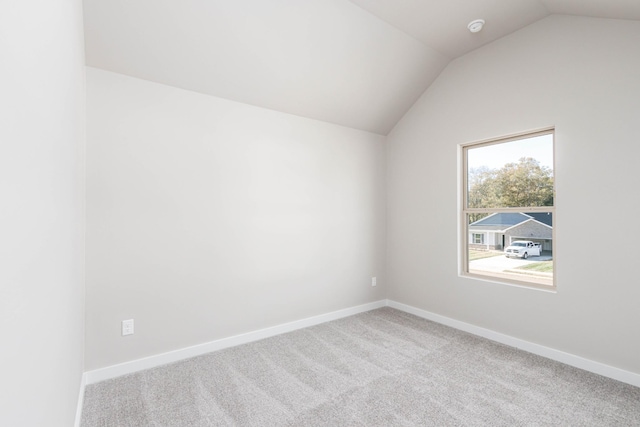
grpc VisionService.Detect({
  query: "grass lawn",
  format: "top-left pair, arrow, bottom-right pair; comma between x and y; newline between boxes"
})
468,249 -> 504,261
516,261 -> 553,273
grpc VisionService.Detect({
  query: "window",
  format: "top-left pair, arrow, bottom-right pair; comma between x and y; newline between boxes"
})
461,129 -> 555,289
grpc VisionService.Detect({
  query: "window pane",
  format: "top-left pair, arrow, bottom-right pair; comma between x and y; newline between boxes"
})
467,212 -> 553,287
467,134 -> 554,209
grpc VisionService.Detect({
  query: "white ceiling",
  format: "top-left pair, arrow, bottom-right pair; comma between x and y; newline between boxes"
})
348,0 -> 640,59
347,0 -> 549,58
84,0 -> 640,135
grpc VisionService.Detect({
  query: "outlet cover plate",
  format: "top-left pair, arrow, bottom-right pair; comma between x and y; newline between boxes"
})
122,319 -> 134,336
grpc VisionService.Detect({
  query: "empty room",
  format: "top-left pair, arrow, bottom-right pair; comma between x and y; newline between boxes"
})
2,0 -> 640,426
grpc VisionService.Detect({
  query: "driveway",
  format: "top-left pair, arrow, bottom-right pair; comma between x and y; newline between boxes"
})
470,252 -> 552,273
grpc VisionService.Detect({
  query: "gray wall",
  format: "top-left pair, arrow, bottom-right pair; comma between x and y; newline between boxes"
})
386,15 -> 640,374
0,1 -> 86,425
85,68 -> 386,370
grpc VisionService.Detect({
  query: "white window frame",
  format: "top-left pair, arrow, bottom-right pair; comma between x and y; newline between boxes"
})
460,128 -> 556,290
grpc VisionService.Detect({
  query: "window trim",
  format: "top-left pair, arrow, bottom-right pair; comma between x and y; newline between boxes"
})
460,127 -> 556,291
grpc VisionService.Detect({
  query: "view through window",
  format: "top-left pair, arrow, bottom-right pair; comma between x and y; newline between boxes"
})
461,129 -> 555,288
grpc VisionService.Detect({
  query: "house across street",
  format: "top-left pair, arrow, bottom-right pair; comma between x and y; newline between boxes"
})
469,212 -> 552,251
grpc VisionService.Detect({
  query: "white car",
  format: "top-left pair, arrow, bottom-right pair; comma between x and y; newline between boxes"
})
505,241 -> 541,259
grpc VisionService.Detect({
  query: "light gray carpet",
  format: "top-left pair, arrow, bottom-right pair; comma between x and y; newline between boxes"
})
81,308 -> 640,426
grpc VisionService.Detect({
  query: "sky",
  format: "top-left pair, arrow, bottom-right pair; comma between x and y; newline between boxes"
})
467,133 -> 554,171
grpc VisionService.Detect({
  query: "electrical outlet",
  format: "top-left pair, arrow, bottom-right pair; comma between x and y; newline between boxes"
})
372,277 -> 377,287
122,319 -> 134,336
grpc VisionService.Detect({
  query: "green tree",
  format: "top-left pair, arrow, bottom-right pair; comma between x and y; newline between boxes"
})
468,157 -> 553,218
496,158 -> 553,207
467,166 -> 498,222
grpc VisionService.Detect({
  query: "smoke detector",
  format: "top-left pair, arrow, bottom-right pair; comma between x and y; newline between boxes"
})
468,19 -> 485,33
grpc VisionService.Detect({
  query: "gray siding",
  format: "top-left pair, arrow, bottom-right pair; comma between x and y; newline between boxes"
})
506,220 -> 552,246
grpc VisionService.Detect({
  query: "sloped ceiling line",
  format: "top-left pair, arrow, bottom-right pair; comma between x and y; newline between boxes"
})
83,0 -> 640,135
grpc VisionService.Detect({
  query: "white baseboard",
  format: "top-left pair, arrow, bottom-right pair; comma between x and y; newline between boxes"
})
387,299 -> 640,388
74,372 -> 87,427
83,298 -> 640,389
85,300 -> 386,384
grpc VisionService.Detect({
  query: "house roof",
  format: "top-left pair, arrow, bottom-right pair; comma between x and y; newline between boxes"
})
83,1 -> 640,135
526,212 -> 553,227
469,212 -> 552,231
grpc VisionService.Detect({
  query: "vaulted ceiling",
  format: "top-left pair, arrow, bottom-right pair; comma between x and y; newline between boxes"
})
84,0 -> 640,135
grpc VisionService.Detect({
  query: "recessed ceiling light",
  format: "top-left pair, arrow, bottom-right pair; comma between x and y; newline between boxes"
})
468,19 -> 485,33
